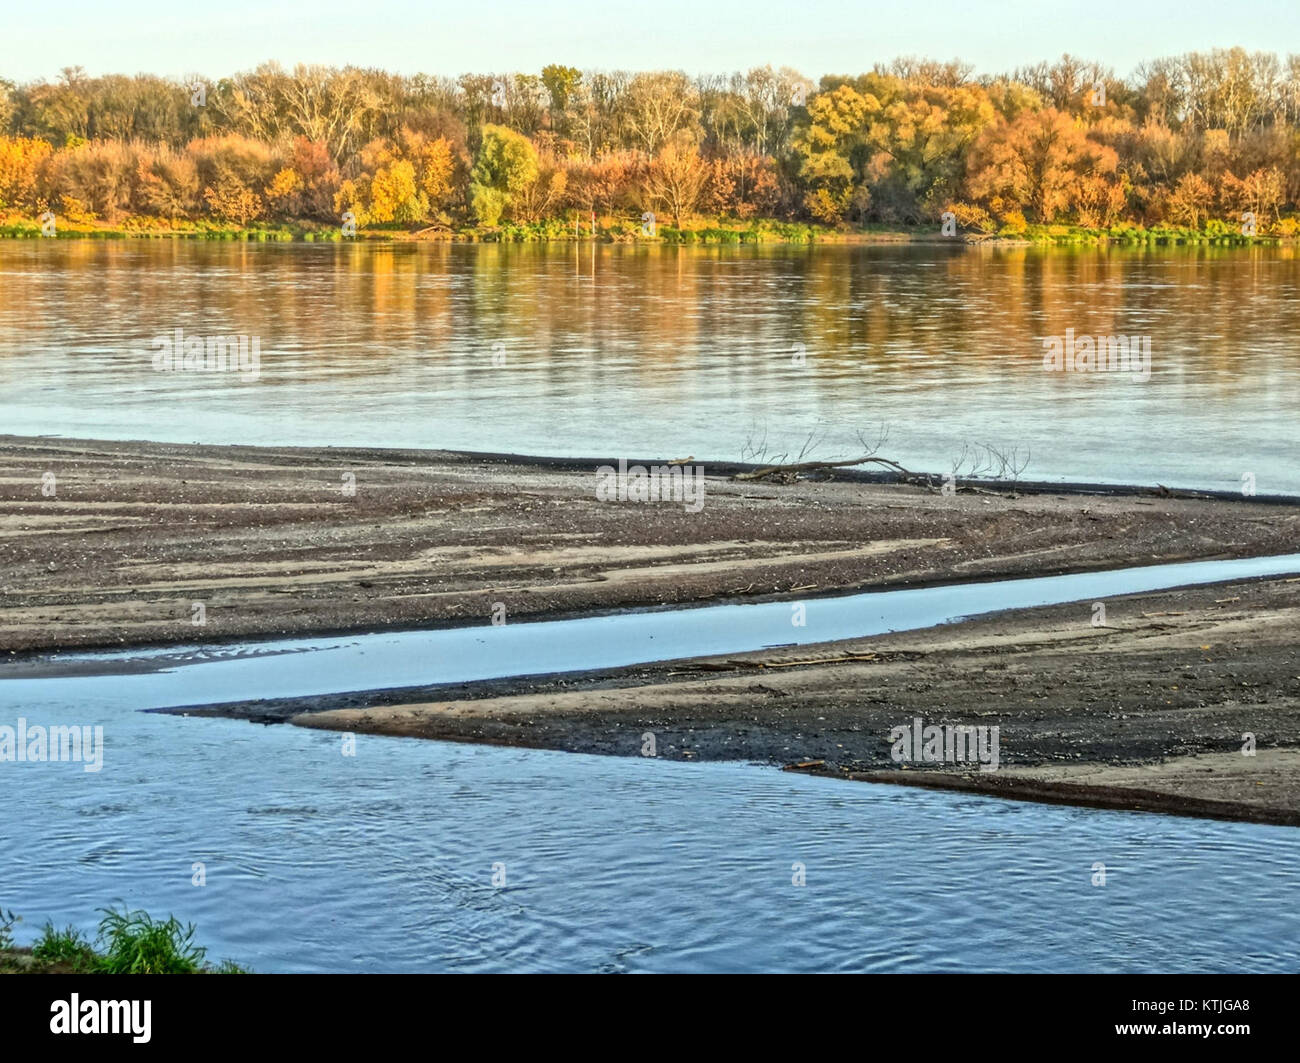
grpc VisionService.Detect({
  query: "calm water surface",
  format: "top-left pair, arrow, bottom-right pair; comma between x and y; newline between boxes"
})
2,690 -> 1298,973
1,240 -> 1297,493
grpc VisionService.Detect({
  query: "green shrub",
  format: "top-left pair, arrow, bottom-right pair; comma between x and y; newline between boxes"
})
93,907 -> 208,974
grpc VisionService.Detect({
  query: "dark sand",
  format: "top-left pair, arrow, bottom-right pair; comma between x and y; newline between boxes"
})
4,434 -> 1298,824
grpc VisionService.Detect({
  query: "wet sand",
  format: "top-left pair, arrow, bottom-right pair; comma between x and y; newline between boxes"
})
4,434 -> 1299,824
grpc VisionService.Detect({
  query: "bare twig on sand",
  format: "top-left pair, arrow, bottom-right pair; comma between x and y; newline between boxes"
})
732,423 -> 1031,498
667,651 -> 880,675
733,452 -> 923,483
734,424 -> 932,484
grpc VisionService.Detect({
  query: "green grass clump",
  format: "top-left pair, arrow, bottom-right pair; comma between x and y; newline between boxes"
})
0,905 -> 249,974
32,924 -> 98,969
93,907 -> 208,973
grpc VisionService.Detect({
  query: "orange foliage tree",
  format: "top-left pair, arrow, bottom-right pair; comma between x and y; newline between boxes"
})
965,108 -> 1122,223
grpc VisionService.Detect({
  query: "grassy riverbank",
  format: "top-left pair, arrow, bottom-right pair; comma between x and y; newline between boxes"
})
2,212 -> 1294,246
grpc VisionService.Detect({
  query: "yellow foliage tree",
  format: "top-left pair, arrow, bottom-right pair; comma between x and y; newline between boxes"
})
0,136 -> 53,212
264,167 -> 304,213
334,130 -> 458,226
368,158 -> 421,223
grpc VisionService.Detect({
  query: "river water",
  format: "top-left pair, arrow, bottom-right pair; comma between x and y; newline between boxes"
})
2,239 -> 1297,972
3,689 -> 1299,973
3,555 -> 1300,972
1,240 -> 1297,494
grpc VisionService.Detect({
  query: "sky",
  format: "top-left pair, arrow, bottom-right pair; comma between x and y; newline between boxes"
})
4,0 -> 1298,83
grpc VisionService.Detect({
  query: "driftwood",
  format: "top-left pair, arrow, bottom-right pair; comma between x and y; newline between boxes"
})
733,454 -> 921,483
667,651 -> 879,676
730,438 -> 1033,499
732,453 -> 1025,498
760,652 -> 878,668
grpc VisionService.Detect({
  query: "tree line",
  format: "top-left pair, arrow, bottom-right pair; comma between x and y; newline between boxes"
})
1,50 -> 1298,235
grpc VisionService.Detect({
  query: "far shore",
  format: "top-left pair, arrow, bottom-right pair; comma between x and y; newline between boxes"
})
3,216 -> 1295,247
4,433 -> 1298,825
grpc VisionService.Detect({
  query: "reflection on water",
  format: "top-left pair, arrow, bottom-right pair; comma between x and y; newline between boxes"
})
1,241 -> 1297,493
2,690 -> 1298,973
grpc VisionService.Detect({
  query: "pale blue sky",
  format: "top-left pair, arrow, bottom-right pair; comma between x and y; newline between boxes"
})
5,0 -> 1298,82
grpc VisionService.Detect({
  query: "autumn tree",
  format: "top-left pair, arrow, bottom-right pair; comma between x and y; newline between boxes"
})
334,131 -> 452,226
334,126 -> 457,223
264,137 -> 340,220
739,66 -> 809,156
2,54 -> 1298,233
468,123 -> 539,225
643,134 -> 709,227
45,139 -> 140,221
511,155 -> 568,222
791,84 -> 873,221
136,145 -> 199,222
1220,166 -> 1286,225
965,108 -> 1121,223
623,72 -> 701,155
864,81 -> 997,220
209,63 -> 387,163
566,72 -> 631,156
408,132 -> 456,210
566,151 -> 643,215
203,175 -> 263,224
793,75 -> 996,223
1163,173 -> 1214,227
19,67 -> 92,143
187,133 -> 276,225
1010,54 -> 1116,114
0,135 -> 53,210
540,65 -> 582,114
700,152 -> 782,218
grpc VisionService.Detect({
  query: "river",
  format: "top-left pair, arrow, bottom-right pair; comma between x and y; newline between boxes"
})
2,240 -> 1297,493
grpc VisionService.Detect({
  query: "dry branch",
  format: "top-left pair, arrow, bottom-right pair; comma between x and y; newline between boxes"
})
733,453 -> 921,483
